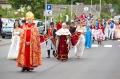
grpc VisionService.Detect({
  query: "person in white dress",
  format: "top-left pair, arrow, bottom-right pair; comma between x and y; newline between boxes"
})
104,21 -> 110,40
74,24 -> 85,58
7,20 -> 23,59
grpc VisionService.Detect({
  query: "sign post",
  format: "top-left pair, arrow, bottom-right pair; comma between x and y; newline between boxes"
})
44,4 -> 52,16
44,3 -> 52,34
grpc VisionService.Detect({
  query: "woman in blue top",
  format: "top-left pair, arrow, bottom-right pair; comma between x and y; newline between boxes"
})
85,26 -> 92,48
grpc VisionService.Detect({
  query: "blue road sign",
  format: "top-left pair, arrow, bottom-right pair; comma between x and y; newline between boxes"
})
46,4 -> 52,10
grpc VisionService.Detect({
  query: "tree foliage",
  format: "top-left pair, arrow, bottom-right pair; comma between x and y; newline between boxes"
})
8,0 -> 120,19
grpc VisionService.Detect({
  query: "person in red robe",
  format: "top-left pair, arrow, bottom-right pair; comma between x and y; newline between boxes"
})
17,11 -> 42,72
56,23 -> 71,61
56,20 -> 62,30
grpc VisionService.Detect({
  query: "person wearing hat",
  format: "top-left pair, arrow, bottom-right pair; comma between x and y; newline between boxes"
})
17,11 -> 42,72
55,22 -> 71,61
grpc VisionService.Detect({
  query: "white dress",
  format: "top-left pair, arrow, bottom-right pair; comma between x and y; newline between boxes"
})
74,28 -> 85,58
46,38 -> 55,51
7,31 -> 20,59
104,24 -> 109,38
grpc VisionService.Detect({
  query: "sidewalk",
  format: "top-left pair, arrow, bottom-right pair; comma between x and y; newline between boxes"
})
0,38 -> 11,46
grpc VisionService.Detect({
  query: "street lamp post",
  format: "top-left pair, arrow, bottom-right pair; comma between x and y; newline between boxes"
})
71,0 -> 73,21
99,0 -> 101,18
90,0 -> 92,13
110,8 -> 114,17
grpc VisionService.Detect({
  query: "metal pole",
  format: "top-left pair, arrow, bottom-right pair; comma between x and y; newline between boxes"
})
100,0 -> 101,18
71,0 -> 73,21
44,0 -> 47,34
91,0 -> 92,13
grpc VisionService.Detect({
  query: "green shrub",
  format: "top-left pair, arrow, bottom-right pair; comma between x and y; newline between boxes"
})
100,12 -> 112,19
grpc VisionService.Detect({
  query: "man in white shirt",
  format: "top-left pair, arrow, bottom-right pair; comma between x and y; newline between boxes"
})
108,20 -> 116,40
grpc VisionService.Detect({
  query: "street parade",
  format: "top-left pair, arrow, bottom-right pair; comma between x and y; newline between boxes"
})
0,0 -> 120,79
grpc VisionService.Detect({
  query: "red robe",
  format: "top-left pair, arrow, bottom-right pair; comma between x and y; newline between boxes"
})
98,25 -> 104,34
56,22 -> 62,30
71,32 -> 81,46
17,23 -> 42,68
47,27 -> 56,46
57,35 -> 69,60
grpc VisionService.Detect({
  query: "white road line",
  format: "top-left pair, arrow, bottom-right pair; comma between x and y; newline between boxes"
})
104,45 -> 112,47
117,40 -> 120,41
92,44 -> 99,47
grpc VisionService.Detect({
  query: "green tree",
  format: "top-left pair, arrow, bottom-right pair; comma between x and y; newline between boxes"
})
8,0 -> 120,19
8,0 -> 69,19
8,0 -> 44,19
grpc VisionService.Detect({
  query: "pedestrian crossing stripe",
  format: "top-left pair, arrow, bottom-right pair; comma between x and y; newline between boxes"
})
92,44 -> 99,47
104,45 -> 112,47
117,40 -> 120,41
91,44 -> 113,48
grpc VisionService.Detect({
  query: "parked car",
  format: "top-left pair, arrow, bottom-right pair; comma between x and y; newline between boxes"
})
1,22 -> 14,38
113,15 -> 120,23
34,20 -> 45,34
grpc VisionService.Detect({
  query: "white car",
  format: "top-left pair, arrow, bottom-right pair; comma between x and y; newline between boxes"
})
113,15 -> 120,23
34,20 -> 45,34
1,18 -> 14,38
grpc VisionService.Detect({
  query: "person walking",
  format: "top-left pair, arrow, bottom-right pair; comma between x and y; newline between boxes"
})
17,11 -> 42,72
7,20 -> 23,59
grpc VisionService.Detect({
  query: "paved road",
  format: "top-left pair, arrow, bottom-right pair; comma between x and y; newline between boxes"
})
0,39 -> 120,79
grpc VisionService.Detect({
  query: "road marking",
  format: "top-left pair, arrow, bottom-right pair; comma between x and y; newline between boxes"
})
92,44 -> 99,47
104,45 -> 112,47
117,40 -> 120,41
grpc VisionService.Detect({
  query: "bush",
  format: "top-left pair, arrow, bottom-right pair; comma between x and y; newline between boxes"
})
0,7 -> 25,18
100,12 -> 112,19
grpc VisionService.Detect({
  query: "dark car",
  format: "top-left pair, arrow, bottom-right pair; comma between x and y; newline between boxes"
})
35,20 -> 45,34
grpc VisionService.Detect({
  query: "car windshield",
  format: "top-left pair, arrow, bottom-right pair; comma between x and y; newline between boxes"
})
37,22 -> 43,27
3,23 -> 14,28
114,16 -> 120,20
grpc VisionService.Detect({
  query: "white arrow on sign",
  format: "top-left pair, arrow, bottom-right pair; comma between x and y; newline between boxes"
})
84,7 -> 89,12
48,11 -> 52,14
44,10 -> 52,16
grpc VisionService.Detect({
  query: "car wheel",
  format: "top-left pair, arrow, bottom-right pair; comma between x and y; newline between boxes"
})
9,36 -> 12,39
2,36 -> 5,39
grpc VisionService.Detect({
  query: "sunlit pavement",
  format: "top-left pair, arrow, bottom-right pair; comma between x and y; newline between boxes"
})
0,40 -> 120,79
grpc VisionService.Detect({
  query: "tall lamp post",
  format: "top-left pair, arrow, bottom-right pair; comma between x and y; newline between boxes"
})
90,0 -> 92,13
71,0 -> 73,21
110,8 -> 114,17
99,0 -> 101,18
